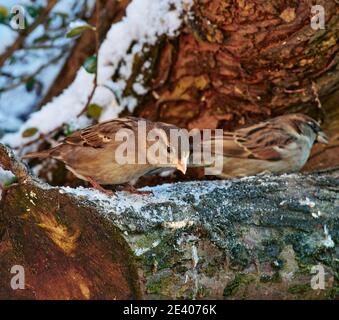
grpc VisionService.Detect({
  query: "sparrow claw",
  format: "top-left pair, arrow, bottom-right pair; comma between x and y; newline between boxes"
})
86,176 -> 114,196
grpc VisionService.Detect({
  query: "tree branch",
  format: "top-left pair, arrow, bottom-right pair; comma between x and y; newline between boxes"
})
0,143 -> 338,299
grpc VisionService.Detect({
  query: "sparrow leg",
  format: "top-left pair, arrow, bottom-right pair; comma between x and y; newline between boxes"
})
119,183 -> 153,196
86,176 -> 113,196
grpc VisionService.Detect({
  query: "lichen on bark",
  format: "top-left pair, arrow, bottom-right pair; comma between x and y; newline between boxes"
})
1,144 -> 337,299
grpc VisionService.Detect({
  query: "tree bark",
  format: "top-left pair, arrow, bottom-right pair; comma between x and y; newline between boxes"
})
130,0 -> 339,171
134,1 -> 338,127
1,144 -> 338,300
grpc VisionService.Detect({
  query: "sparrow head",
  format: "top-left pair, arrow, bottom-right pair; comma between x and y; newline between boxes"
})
306,119 -> 328,144
284,114 -> 329,145
146,124 -> 190,174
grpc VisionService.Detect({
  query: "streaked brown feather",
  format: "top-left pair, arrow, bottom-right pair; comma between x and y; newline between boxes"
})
207,122 -> 297,161
65,117 -> 144,148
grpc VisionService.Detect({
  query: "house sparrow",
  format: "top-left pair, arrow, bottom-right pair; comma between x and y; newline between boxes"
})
22,117 -> 190,194
193,114 -> 328,178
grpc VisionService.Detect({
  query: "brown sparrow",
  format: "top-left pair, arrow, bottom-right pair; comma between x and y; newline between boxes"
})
23,117 -> 190,194
193,114 -> 328,178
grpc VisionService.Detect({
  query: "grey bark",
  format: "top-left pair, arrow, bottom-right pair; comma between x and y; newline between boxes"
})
0,144 -> 338,299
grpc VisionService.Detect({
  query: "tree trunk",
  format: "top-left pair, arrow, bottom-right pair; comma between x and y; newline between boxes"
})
1,144 -> 337,300
130,0 -> 339,171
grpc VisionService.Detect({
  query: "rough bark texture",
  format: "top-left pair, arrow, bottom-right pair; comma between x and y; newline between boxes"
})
135,0 -> 338,127
1,144 -> 338,300
131,0 -> 339,172
0,147 -> 141,300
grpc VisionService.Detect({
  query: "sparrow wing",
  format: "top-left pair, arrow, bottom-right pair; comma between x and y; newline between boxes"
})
64,117 -> 140,148
208,122 -> 296,161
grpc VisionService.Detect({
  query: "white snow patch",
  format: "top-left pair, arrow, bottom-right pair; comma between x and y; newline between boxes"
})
0,25 -> 17,55
0,167 -> 16,189
311,211 -> 322,219
152,240 -> 161,248
191,244 -> 199,268
132,82 -> 148,95
134,247 -> 150,256
2,0 -> 193,148
299,197 -> 315,208
68,19 -> 90,30
322,225 -> 335,248
66,115 -> 93,133
163,220 -> 194,229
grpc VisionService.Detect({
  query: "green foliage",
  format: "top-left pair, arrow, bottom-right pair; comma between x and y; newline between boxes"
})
22,127 -> 38,138
3,176 -> 18,187
0,5 -> 8,23
66,23 -> 95,38
33,34 -> 51,43
83,55 -> 97,74
26,5 -> 43,18
63,125 -> 74,136
25,77 -> 36,92
87,104 -> 103,120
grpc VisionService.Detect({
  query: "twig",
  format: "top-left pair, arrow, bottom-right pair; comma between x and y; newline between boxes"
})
16,1 -> 101,153
0,0 -> 58,68
0,50 -> 67,93
78,0 -> 101,117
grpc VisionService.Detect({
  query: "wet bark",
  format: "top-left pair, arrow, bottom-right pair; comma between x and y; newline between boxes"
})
1,144 -> 338,299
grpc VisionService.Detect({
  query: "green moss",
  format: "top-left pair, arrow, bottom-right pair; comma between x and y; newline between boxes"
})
259,239 -> 283,264
260,274 -> 271,283
136,231 -> 183,272
223,274 -> 255,297
204,263 -> 219,277
325,286 -> 339,299
197,286 -> 211,299
146,281 -> 163,295
174,265 -> 188,274
146,275 -> 173,295
260,272 -> 281,283
229,244 -> 251,269
288,283 -> 311,295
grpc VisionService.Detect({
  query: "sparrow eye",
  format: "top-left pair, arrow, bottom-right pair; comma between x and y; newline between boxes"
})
308,121 -> 320,133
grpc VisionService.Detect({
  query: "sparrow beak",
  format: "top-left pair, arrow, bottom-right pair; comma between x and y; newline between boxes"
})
176,156 -> 188,175
317,131 -> 329,144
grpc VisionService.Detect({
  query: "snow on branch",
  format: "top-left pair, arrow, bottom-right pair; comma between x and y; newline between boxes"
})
1,0 -> 193,148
